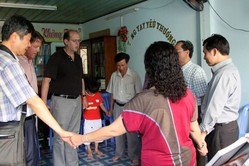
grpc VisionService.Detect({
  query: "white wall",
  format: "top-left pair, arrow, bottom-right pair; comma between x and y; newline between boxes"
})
82,0 -> 200,82
82,0 -> 248,107
201,0 -> 249,107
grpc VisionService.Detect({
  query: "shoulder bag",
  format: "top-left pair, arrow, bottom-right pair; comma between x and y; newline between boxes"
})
0,104 -> 27,166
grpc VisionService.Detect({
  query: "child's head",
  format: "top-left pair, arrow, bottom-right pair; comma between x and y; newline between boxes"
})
86,79 -> 101,93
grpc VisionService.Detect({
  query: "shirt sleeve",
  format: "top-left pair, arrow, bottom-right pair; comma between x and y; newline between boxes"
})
106,73 -> 114,93
193,69 -> 207,98
1,62 -> 36,108
122,96 -> 143,132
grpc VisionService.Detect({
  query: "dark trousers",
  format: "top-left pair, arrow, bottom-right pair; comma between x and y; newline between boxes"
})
24,115 -> 39,166
206,120 -> 239,161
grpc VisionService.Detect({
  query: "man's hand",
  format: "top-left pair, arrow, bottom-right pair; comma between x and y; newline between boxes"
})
82,97 -> 88,109
70,133 -> 84,147
58,130 -> 75,148
109,109 -> 113,117
197,141 -> 208,156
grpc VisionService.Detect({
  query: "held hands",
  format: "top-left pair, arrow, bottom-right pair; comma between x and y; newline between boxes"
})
70,133 -> 85,148
105,111 -> 112,117
108,109 -> 113,117
82,97 -> 88,109
58,130 -> 85,149
58,130 -> 76,148
197,140 -> 208,156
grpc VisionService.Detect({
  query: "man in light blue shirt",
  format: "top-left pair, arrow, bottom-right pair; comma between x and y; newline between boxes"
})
200,34 -> 241,161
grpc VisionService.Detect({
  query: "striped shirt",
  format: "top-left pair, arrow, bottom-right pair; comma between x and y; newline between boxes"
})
182,61 -> 207,106
0,48 -> 36,122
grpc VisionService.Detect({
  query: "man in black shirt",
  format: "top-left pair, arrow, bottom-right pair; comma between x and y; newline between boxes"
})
41,30 -> 87,166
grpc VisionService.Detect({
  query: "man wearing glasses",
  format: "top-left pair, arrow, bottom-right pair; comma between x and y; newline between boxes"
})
41,30 -> 87,166
175,40 -> 208,166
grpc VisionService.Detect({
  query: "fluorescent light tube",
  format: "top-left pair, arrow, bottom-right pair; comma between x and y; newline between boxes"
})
0,2 -> 57,10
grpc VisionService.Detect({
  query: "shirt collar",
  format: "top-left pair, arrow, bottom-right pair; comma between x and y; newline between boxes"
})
18,55 -> 32,64
181,60 -> 192,71
211,58 -> 232,74
0,44 -> 18,60
116,68 -> 131,77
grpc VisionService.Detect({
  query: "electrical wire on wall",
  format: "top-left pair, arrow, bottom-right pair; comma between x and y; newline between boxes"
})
207,1 -> 249,33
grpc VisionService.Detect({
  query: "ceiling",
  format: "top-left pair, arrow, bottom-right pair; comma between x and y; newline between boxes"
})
0,0 -> 146,24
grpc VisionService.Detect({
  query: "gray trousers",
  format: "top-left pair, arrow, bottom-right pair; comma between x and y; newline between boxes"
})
113,103 -> 141,160
51,95 -> 82,166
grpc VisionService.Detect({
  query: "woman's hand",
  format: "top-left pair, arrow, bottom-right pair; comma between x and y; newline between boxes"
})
197,141 -> 208,156
58,130 -> 76,148
70,133 -> 85,147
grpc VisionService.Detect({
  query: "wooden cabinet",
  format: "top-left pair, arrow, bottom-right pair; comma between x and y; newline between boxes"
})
80,36 -> 117,90
34,43 -> 51,79
33,43 -> 51,96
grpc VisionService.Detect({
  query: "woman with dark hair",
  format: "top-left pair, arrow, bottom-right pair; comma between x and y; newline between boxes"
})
71,41 -> 207,165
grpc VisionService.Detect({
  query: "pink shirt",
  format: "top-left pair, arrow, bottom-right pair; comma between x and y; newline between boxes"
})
18,56 -> 38,93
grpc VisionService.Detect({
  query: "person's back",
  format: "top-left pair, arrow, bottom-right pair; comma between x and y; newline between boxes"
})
123,88 -> 196,165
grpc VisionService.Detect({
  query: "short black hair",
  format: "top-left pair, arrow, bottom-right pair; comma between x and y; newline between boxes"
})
86,79 -> 101,93
63,29 -> 78,40
114,52 -> 130,63
176,40 -> 194,58
203,34 -> 230,55
1,15 -> 34,41
31,31 -> 45,43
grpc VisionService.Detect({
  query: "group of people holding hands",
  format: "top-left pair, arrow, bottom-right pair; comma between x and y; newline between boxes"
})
0,14 -> 243,166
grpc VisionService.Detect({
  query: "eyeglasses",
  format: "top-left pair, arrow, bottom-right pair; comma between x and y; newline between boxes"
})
31,44 -> 41,50
176,49 -> 184,54
70,39 -> 81,43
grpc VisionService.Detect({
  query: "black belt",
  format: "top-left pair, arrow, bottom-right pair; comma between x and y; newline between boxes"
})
0,121 -> 19,127
53,94 -> 79,99
25,115 -> 36,120
116,102 -> 126,107
216,120 -> 236,127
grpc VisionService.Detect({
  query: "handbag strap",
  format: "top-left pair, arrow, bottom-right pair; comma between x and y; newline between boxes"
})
20,103 -> 27,123
0,45 -> 29,123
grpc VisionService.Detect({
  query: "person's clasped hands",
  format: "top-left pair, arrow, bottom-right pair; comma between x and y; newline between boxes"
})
197,140 -> 208,156
68,133 -> 85,149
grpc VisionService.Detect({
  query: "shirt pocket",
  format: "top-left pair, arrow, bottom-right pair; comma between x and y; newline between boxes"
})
125,83 -> 135,96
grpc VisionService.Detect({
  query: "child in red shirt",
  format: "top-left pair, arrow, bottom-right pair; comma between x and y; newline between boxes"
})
82,80 -> 109,157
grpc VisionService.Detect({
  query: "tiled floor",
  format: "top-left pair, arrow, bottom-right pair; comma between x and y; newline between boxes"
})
38,141 -> 137,166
